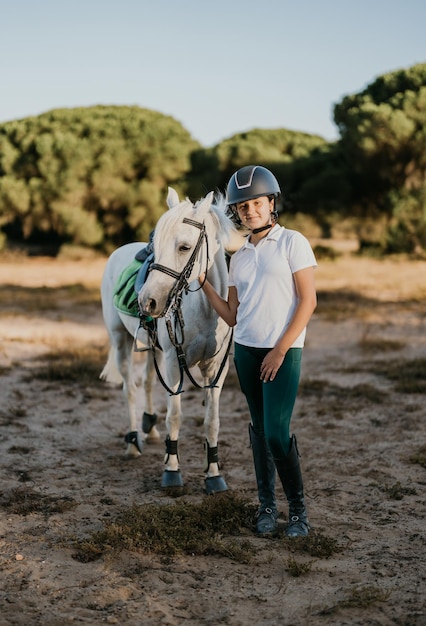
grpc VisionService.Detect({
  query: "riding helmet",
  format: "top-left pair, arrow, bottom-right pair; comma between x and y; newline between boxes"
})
226,165 -> 281,207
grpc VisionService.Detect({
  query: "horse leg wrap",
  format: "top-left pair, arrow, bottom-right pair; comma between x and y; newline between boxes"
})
204,440 -> 228,494
161,436 -> 183,489
124,431 -> 144,454
204,440 -> 219,473
142,411 -> 158,434
164,435 -> 179,464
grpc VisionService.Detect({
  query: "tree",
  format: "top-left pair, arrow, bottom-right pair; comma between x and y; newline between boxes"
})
334,63 -> 426,252
0,106 -> 199,252
184,127 -> 328,207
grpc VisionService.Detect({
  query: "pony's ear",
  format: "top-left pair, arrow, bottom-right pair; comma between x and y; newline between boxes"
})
195,191 -> 214,218
167,187 -> 180,210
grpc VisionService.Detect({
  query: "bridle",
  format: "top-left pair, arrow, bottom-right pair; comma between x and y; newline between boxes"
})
149,217 -> 208,320
137,216 -> 233,396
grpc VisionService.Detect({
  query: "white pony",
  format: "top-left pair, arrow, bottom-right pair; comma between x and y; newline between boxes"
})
100,187 -> 235,493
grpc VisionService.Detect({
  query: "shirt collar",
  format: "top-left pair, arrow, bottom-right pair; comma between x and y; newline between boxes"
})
243,224 -> 282,248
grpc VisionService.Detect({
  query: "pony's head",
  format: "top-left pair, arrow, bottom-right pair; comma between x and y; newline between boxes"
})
138,188 -> 234,318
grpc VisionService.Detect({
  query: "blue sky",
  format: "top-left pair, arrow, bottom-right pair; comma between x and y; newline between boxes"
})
1,0 -> 425,146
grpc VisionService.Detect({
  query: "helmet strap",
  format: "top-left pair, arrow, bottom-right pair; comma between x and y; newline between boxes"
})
252,210 -> 276,235
252,223 -> 273,235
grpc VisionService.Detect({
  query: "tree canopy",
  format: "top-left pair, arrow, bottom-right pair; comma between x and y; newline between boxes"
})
334,63 -> 426,252
1,63 -> 425,255
0,106 -> 199,252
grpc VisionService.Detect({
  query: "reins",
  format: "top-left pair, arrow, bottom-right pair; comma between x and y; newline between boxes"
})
137,217 -> 233,396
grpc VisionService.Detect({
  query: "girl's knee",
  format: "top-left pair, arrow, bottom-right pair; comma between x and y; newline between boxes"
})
266,434 -> 287,459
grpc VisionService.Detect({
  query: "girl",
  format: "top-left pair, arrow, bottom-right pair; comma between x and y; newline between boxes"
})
200,165 -> 317,537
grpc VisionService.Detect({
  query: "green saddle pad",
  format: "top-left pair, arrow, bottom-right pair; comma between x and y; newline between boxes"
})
113,258 -> 143,317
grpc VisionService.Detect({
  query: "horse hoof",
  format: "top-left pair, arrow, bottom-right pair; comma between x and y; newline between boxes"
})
147,425 -> 161,442
204,475 -> 228,494
161,470 -> 183,489
124,431 -> 144,455
125,444 -> 142,458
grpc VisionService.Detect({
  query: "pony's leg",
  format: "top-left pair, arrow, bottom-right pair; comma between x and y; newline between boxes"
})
141,349 -> 160,441
202,366 -> 229,494
101,253 -> 146,457
161,360 -> 184,488
113,328 -> 144,457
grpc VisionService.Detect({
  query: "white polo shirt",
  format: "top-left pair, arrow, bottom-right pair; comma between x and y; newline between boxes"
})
228,225 -> 317,349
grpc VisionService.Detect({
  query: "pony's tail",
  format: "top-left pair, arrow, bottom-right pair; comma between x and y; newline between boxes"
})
99,347 -> 123,384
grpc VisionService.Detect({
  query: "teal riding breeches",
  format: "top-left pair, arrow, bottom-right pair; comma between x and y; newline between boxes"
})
233,343 -> 302,457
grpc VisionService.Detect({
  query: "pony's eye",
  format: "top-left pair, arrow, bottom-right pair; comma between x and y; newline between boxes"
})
178,244 -> 191,253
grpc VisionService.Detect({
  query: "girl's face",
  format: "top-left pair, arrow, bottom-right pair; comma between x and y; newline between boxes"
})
236,196 -> 274,230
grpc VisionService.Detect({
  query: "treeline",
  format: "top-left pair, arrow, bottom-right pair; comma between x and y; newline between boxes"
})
0,62 -> 425,255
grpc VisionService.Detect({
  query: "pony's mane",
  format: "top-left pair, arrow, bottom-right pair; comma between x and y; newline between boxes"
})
154,192 -> 235,250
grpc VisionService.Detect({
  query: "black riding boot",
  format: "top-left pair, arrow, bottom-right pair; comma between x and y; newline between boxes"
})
274,435 -> 309,537
249,424 -> 278,536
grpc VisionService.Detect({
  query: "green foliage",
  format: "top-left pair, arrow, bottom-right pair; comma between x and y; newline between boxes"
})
1,63 -> 425,254
334,63 -> 426,252
338,584 -> 391,609
285,556 -> 313,577
185,128 -> 329,205
72,493 -> 256,562
0,486 -> 76,515
186,128 -> 340,235
378,481 -> 417,500
286,530 -> 341,558
0,106 -> 199,251
374,357 -> 426,393
24,344 -> 107,384
213,127 -> 328,192
384,187 -> 426,253
278,143 -> 352,237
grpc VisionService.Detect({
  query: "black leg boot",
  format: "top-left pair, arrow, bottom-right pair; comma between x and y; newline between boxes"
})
274,435 -> 309,537
249,424 -> 278,536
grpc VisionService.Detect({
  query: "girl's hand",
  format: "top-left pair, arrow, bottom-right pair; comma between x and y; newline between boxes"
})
260,348 -> 285,382
198,272 -> 206,285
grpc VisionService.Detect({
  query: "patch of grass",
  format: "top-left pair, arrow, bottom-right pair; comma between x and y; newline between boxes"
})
409,444 -> 426,468
316,290 -> 377,320
339,584 -> 391,608
24,345 -> 107,384
377,481 -> 417,500
285,556 -> 314,577
374,358 -> 426,394
7,445 -> 32,455
347,383 -> 388,403
300,379 -> 387,404
285,531 -> 341,558
0,284 -> 100,313
318,584 -> 391,616
299,378 -> 329,394
0,406 -> 28,426
359,337 -> 405,353
72,493 -> 257,563
0,486 -> 76,516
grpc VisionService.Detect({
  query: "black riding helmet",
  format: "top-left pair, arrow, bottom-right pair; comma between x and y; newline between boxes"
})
226,165 -> 281,227
226,165 -> 281,206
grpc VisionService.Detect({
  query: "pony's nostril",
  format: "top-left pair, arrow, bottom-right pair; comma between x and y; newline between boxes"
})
145,298 -> 156,314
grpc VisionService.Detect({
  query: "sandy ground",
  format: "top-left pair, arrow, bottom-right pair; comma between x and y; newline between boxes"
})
0,250 -> 425,625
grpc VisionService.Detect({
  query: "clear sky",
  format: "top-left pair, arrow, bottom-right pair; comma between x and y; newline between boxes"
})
1,0 -> 425,146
